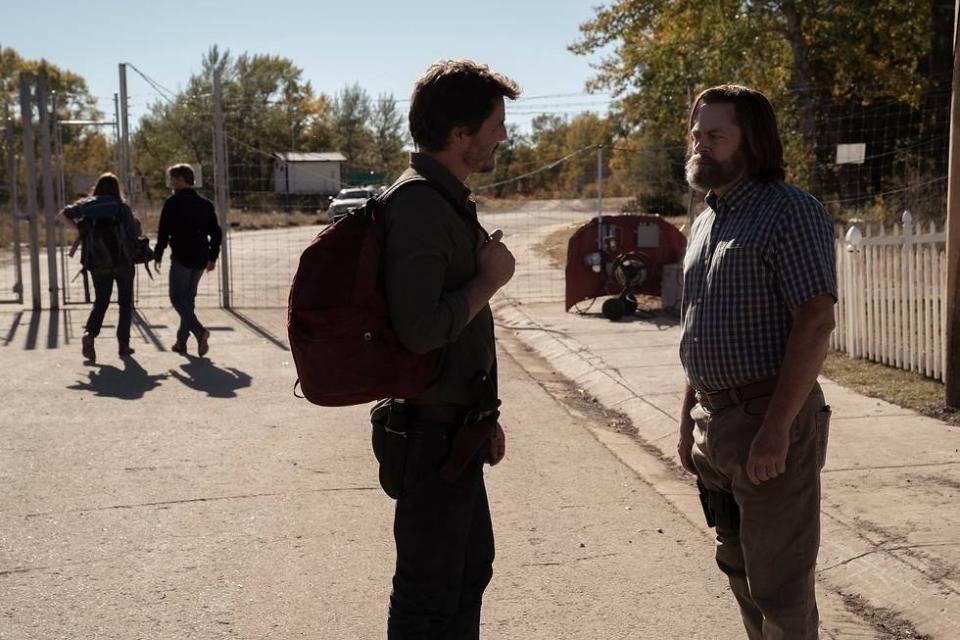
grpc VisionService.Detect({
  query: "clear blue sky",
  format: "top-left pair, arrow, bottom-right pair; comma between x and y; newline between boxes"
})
4,0 -> 613,133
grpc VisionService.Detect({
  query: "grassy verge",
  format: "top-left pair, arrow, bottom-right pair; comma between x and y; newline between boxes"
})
821,352 -> 959,426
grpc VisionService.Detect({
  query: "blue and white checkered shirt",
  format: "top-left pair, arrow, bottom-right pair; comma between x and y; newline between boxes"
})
680,178 -> 837,393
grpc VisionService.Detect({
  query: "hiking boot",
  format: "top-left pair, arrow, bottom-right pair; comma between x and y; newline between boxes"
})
197,328 -> 210,357
82,334 -> 96,362
118,342 -> 135,357
171,341 -> 188,355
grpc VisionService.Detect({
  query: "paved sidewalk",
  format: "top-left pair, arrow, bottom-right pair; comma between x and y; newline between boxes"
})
494,294 -> 960,639
0,306 -> 750,638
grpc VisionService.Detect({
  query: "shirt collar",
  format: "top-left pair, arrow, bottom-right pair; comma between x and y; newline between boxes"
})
704,177 -> 760,215
409,152 -> 473,209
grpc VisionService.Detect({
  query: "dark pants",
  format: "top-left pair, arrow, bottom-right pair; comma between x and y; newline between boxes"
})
86,264 -> 135,342
692,385 -> 831,640
388,421 -> 495,640
169,258 -> 205,344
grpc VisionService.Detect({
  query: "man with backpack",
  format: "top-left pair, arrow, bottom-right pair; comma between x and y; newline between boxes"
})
59,173 -> 139,362
153,164 -> 222,357
378,59 -> 520,640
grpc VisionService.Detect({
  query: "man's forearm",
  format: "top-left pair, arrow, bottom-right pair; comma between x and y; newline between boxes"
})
461,275 -> 502,324
680,383 -> 697,436
761,316 -> 833,434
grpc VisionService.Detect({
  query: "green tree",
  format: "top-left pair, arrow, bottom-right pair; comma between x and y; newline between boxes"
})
1,46 -> 114,199
570,0 -> 938,199
371,93 -> 407,182
132,46 -> 323,201
331,83 -> 376,178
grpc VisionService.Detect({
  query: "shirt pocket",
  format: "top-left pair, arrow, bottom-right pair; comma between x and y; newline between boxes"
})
707,243 -> 770,309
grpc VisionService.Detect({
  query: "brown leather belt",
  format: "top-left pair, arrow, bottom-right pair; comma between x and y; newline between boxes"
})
696,376 -> 779,412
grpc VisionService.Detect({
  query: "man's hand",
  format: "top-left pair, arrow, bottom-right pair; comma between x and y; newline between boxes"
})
677,430 -> 697,475
746,425 -> 790,485
677,384 -> 698,475
206,260 -> 216,272
486,422 -> 506,466
154,257 -> 162,271
476,229 -> 515,289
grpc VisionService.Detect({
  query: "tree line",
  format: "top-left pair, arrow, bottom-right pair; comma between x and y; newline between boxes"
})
2,0 -> 955,222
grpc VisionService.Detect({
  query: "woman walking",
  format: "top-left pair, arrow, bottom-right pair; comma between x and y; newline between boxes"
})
59,173 -> 139,362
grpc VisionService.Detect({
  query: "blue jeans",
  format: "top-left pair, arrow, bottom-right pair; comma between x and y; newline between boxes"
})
86,264 -> 135,342
169,258 -> 205,344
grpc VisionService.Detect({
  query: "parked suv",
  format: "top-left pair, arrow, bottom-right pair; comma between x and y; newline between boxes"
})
327,187 -> 376,222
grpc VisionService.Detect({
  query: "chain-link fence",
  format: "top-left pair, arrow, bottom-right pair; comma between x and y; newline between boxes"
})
3,65 -> 955,314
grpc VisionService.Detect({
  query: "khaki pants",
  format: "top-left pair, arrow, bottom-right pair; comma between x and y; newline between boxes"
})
691,385 -> 831,640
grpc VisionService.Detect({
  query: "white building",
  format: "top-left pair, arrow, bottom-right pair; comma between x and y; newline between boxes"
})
272,152 -> 346,195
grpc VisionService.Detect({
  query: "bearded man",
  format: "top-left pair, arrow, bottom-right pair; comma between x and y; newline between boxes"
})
676,85 -> 837,640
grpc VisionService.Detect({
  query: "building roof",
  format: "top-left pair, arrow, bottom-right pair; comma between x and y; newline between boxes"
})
273,151 -> 347,163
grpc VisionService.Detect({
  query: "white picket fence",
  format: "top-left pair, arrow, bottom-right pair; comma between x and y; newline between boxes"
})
832,212 -> 948,381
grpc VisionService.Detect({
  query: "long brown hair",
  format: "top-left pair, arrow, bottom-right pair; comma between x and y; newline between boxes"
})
91,172 -> 124,200
689,85 -> 785,182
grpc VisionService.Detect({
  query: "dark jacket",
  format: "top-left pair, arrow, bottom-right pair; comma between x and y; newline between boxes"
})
63,195 -> 138,269
383,153 -> 498,407
154,188 -> 222,269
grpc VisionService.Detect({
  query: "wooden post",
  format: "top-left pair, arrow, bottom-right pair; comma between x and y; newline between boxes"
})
946,0 -> 960,406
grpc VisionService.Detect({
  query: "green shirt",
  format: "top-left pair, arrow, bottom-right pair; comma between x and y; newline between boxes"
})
384,153 -> 497,407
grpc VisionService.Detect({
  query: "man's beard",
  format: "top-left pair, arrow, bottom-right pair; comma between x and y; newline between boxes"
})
685,151 -> 746,191
463,142 -> 498,174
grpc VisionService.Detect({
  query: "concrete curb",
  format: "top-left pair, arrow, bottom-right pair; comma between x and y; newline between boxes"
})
493,296 -> 960,639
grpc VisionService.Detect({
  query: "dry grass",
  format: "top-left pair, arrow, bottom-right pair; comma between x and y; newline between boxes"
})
0,206 -> 329,248
821,352 -> 959,426
534,215 -> 688,270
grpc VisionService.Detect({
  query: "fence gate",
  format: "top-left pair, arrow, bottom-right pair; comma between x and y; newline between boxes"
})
2,105 -> 24,305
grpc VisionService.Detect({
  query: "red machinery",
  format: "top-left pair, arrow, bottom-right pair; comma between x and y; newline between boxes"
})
564,214 -> 687,320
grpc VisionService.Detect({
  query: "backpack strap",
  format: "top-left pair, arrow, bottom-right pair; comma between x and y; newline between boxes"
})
377,174 -> 484,236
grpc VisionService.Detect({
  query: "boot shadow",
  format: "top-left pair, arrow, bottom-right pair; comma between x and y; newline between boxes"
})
168,356 -> 252,398
67,355 -> 168,400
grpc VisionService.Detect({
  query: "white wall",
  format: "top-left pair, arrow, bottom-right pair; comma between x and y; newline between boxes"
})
273,161 -> 341,194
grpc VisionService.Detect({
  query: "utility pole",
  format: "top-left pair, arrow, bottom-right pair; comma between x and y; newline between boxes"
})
36,72 -> 60,309
946,0 -> 960,407
113,92 -> 121,171
18,72 -> 42,309
118,63 -> 131,196
596,144 -> 604,251
212,67 -> 232,309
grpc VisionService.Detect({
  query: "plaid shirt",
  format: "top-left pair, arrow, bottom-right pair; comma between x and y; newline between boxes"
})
680,178 -> 836,393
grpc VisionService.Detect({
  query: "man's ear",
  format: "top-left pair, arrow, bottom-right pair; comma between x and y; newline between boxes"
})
448,125 -> 468,149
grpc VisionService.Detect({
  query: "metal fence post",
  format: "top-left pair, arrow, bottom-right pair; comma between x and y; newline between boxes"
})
596,144 -> 604,251
19,72 -> 42,310
212,67 -> 232,309
4,102 -> 24,303
36,72 -> 60,309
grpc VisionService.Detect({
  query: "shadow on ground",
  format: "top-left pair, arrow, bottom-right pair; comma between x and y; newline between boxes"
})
67,355 -> 168,400
168,356 -> 253,398
575,308 -> 681,329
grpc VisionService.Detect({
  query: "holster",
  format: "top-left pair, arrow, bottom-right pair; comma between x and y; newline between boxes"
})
370,398 -> 411,500
696,477 -> 741,531
437,408 -> 499,483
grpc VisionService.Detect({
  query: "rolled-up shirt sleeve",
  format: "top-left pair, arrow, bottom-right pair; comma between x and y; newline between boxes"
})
772,194 -> 837,309
385,190 -> 469,354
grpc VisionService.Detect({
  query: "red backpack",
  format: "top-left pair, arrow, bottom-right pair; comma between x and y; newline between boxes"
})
288,176 -> 442,406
